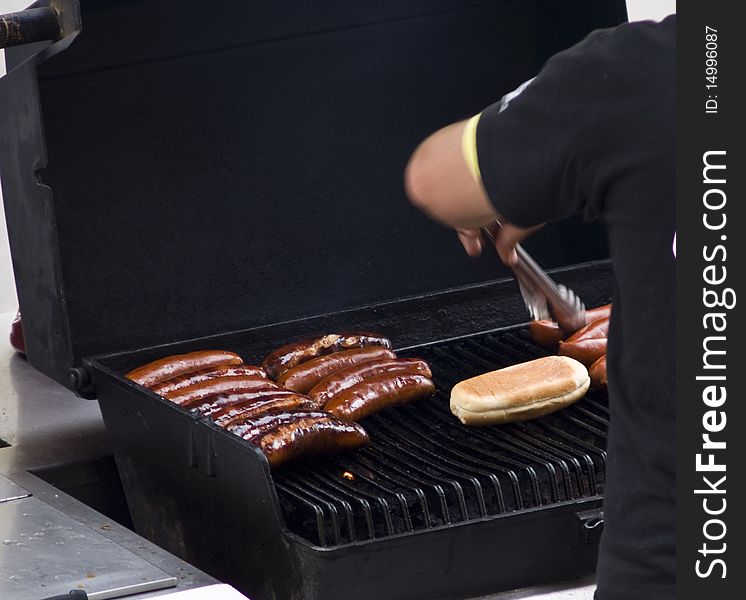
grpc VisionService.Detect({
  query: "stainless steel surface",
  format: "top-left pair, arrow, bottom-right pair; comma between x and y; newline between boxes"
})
515,276 -> 550,321
479,225 -> 550,320
0,496 -> 177,600
481,222 -> 551,320
86,577 -> 178,600
513,244 -> 586,331
0,311 -> 217,598
480,226 -> 586,330
473,577 -> 596,600
0,472 -> 30,503
0,310 -> 596,599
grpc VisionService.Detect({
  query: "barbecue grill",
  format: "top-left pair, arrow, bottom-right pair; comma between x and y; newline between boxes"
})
1,1 -> 626,599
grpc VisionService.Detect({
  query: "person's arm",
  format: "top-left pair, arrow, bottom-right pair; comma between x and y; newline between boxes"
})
405,24 -> 621,266
404,119 -> 492,230
404,119 -> 540,266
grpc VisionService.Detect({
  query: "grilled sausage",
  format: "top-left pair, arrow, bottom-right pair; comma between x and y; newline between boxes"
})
167,376 -> 280,408
589,354 -> 608,391
125,350 -> 243,388
557,338 -> 607,367
214,395 -> 319,429
325,373 -> 435,421
151,365 -> 267,396
528,320 -> 566,349
229,410 -> 331,440
202,388 -> 304,418
309,357 -> 432,405
277,346 -> 396,394
588,303 -> 612,322
529,303 -> 612,348
262,332 -> 392,380
196,388 -> 295,417
556,316 -> 609,367
255,415 -> 369,467
564,316 -> 610,343
557,337 -> 607,367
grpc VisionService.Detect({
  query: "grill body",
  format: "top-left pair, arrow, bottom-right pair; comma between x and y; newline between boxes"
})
90,263 -> 612,600
1,2 -> 625,597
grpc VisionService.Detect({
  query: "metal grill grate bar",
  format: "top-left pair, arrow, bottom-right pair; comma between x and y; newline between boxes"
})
271,327 -> 609,547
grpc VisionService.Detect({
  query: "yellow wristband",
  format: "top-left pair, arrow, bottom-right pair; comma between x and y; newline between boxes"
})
461,113 -> 482,183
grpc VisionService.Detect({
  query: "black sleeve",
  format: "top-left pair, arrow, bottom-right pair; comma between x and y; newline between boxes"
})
475,28 -> 617,228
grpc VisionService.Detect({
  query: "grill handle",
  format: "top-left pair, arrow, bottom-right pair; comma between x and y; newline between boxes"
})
575,508 -> 604,544
0,7 -> 61,49
0,1 -> 80,75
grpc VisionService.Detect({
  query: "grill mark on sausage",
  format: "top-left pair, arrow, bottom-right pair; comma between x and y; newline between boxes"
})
254,415 -> 369,468
151,365 -> 266,395
309,357 -> 431,404
261,332 -> 392,380
325,373 -> 435,421
277,346 -> 396,394
167,376 -> 280,408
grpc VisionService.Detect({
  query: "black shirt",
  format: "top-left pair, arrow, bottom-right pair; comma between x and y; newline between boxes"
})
475,16 -> 676,600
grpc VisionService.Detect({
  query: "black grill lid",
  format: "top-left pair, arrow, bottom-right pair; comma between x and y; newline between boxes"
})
0,0 -> 626,387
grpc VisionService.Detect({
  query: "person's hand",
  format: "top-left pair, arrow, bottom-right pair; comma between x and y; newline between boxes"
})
404,120 -> 544,263
455,229 -> 484,257
456,222 -> 544,266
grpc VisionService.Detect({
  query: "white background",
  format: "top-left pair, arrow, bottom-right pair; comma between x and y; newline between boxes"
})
0,0 -> 676,314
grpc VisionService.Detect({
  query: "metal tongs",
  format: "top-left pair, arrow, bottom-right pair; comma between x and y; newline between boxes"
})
480,224 -> 586,332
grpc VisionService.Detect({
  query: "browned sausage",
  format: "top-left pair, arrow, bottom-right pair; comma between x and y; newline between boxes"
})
325,373 -> 435,421
557,337 -> 607,367
167,376 -> 280,408
229,410 -> 330,440
564,316 -> 610,343
529,320 -> 566,349
215,396 -> 319,429
309,357 -> 432,405
196,388 -> 295,417
557,316 -> 609,367
588,303 -> 612,321
151,365 -> 267,396
205,389 -> 304,418
529,303 -> 612,348
125,350 -> 243,388
277,346 -> 396,394
589,354 -> 608,391
261,332 -> 392,380
254,415 -> 369,468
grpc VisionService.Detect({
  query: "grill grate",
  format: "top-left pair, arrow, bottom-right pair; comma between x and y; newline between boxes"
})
272,327 -> 608,547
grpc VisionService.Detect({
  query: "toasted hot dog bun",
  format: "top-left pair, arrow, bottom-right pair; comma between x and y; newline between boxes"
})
450,356 -> 589,425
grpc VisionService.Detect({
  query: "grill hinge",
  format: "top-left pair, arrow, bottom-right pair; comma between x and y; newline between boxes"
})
68,366 -> 97,399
